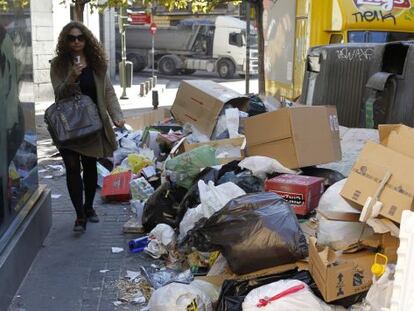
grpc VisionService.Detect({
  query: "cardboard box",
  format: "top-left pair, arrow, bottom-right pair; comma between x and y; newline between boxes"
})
171,80 -> 248,137
184,137 -> 246,165
308,237 -> 375,302
379,124 -> 414,159
265,174 -> 324,215
101,171 -> 132,202
244,106 -> 342,169
125,108 -> 170,130
341,141 -> 414,223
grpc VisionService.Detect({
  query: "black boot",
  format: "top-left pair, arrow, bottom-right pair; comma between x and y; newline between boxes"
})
85,209 -> 99,223
73,218 -> 87,232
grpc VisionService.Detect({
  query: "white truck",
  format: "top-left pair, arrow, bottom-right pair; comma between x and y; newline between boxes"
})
116,16 -> 258,79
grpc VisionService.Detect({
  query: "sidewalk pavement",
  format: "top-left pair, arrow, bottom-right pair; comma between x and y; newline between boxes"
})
8,75 -> 258,311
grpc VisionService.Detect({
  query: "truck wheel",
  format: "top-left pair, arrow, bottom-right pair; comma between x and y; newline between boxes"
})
217,59 -> 235,79
127,53 -> 146,72
159,56 -> 178,75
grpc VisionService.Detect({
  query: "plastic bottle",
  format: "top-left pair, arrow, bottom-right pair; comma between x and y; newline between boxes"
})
128,236 -> 149,253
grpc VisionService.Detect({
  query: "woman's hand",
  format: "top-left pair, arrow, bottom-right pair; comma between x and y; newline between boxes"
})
69,62 -> 85,82
113,119 -> 126,128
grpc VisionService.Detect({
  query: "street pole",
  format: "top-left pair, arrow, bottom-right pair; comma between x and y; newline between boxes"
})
152,33 -> 155,79
120,6 -> 128,99
245,0 -> 251,95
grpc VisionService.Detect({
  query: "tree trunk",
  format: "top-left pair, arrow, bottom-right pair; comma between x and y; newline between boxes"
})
252,1 -> 265,94
74,3 -> 85,22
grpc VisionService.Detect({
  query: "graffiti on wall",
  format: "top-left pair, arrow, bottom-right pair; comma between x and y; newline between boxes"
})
352,0 -> 412,23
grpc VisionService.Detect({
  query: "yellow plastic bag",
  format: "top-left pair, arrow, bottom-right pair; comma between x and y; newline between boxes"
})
128,154 -> 152,174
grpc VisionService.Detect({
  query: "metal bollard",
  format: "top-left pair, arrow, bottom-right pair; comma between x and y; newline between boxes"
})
139,83 -> 145,97
145,81 -> 150,94
153,76 -> 157,87
152,90 -> 159,109
149,77 -> 154,90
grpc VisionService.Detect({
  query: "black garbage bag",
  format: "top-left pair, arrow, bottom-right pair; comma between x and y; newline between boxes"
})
301,166 -> 345,189
217,171 -> 264,193
177,167 -> 220,223
247,95 -> 267,117
216,269 -> 366,311
142,181 -> 187,232
181,192 -> 308,275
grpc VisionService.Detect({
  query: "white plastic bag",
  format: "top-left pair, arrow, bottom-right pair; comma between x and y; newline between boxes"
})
238,156 -> 297,179
317,179 -> 374,250
226,108 -> 240,138
144,224 -> 176,259
179,182 -> 245,240
198,181 -> 246,218
242,280 -> 332,311
179,204 -> 204,240
365,266 -> 394,311
149,280 -> 217,311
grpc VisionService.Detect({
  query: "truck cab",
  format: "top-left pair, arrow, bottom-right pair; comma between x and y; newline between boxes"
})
264,0 -> 414,100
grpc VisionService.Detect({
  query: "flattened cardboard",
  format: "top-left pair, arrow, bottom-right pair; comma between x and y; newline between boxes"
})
171,80 -> 248,137
379,124 -> 414,159
125,108 -> 170,130
308,237 -> 375,302
341,141 -> 414,223
244,106 -> 341,169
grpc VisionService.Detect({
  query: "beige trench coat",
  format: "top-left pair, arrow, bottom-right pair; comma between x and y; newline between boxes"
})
49,58 -> 123,158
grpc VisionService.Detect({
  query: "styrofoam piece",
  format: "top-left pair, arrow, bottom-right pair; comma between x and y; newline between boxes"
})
389,210 -> 414,311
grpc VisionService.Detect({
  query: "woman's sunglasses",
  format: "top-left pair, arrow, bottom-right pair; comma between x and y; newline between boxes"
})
67,34 -> 85,42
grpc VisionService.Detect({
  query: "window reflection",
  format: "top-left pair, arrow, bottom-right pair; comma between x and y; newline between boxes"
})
0,2 -> 37,237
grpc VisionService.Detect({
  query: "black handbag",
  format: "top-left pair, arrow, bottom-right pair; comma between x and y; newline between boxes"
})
44,94 -> 103,144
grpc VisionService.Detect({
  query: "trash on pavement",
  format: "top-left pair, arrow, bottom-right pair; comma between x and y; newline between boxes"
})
111,247 -> 124,254
165,145 -> 219,189
244,106 -> 342,169
182,136 -> 246,164
179,181 -> 246,240
144,224 -> 176,259
97,162 -> 110,188
130,177 -> 154,201
182,192 -> 308,275
142,182 -> 187,231
148,279 -> 218,311
364,262 -> 394,311
265,174 -> 325,216
170,80 -> 249,138
217,171 -> 264,193
317,179 -> 374,251
102,171 -> 132,202
341,141 -> 414,224
238,156 -> 297,179
128,236 -> 149,253
141,266 -> 193,289
308,237 -> 375,302
242,279 -> 333,311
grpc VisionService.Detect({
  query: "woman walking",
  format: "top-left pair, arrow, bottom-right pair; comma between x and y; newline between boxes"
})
50,22 -> 125,232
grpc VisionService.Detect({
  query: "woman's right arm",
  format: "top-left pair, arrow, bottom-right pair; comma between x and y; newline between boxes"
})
50,60 -> 81,100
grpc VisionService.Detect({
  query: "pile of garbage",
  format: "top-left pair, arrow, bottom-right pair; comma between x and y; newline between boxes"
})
99,80 -> 411,310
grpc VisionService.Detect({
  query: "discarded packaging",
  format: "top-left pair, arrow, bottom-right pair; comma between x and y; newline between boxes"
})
244,106 -> 342,169
265,174 -> 325,215
308,237 -> 375,302
141,266 -> 193,289
182,192 -> 308,275
238,156 -> 297,179
102,171 -> 132,202
171,80 -> 248,137
165,145 -> 218,189
242,279 -> 332,311
130,177 -> 155,201
341,141 -> 414,223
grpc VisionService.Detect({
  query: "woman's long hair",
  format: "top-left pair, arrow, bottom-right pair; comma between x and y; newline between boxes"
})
54,21 -> 107,75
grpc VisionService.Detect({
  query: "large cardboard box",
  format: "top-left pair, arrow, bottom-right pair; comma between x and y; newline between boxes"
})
308,237 -> 375,302
379,124 -> 414,159
125,108 -> 170,130
171,80 -> 248,137
341,141 -> 414,223
244,106 -> 342,169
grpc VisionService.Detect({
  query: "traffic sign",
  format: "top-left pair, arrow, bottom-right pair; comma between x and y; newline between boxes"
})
150,22 -> 157,35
